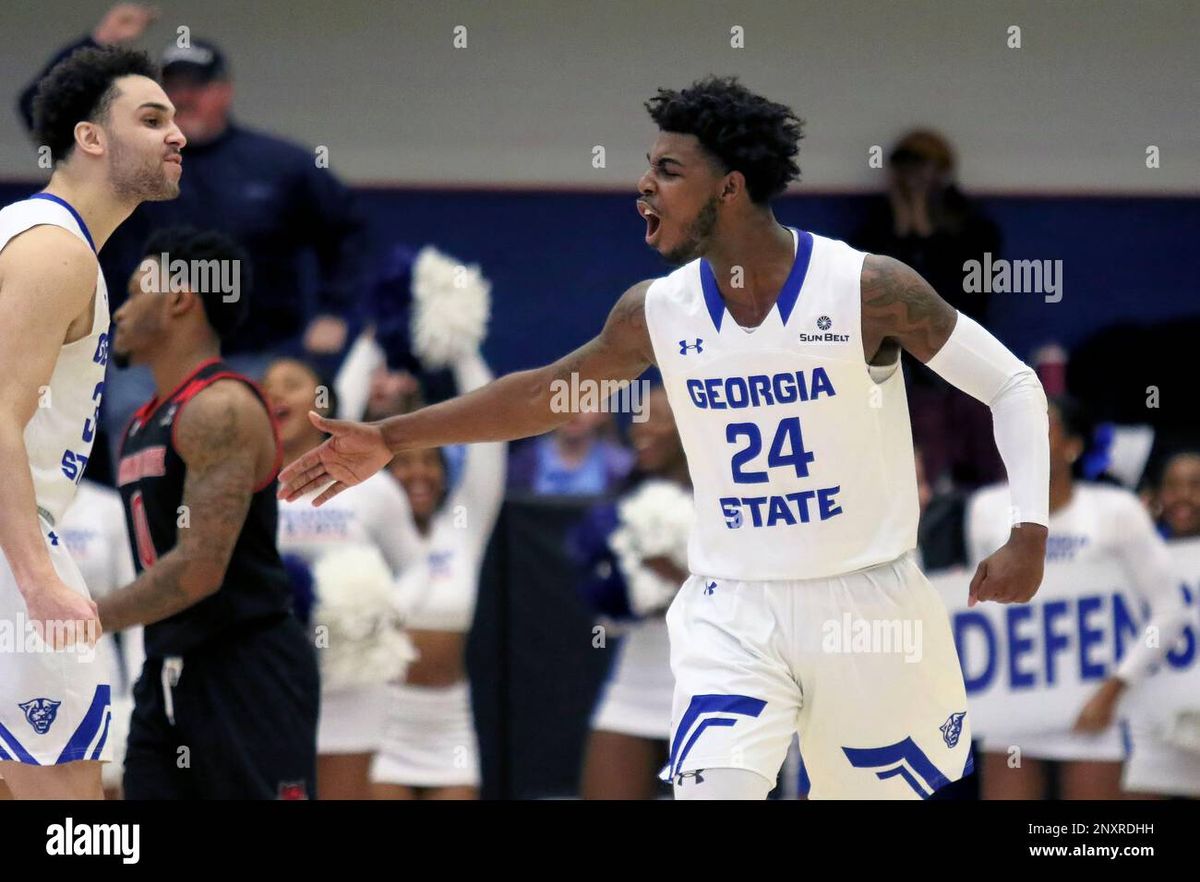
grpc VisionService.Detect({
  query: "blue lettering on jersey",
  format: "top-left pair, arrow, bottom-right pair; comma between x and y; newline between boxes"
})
686,367 -> 836,410
92,332 -> 110,366
719,486 -> 842,528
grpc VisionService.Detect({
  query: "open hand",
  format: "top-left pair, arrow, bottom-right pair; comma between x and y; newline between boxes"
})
276,411 -> 392,505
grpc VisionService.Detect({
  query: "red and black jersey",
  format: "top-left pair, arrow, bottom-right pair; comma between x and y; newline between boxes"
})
117,358 -> 292,657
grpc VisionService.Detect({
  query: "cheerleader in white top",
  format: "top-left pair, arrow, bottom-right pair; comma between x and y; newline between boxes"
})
967,397 -> 1190,799
266,357 -> 419,799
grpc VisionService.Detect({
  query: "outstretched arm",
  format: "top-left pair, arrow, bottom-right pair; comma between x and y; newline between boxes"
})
278,280 -> 656,504
385,280 -> 654,448
861,254 -> 1049,604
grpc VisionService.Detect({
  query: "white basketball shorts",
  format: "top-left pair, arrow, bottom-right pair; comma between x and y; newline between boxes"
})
662,551 -> 972,799
0,523 -> 113,766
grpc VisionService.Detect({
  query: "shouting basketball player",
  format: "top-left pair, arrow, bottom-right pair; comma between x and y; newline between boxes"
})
278,76 -> 1050,800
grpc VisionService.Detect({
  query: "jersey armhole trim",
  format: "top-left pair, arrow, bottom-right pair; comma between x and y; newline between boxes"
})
168,371 -> 284,494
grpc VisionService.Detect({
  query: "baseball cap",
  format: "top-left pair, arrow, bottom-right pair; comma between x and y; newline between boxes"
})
161,39 -> 228,83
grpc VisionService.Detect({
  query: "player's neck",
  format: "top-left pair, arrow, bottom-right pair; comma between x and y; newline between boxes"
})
702,215 -> 795,318
148,342 -> 222,402
41,172 -> 138,253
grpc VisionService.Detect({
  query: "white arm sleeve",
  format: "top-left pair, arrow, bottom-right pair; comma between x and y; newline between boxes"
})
446,349 -> 507,555
1113,496 -> 1191,684
925,312 -> 1050,526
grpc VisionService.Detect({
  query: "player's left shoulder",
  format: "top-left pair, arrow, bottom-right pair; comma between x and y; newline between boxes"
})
173,377 -> 272,460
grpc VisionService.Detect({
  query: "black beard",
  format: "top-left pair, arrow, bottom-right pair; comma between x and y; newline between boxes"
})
111,349 -> 132,369
660,196 -> 719,266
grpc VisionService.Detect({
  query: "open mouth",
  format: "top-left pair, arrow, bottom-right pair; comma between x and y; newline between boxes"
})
272,404 -> 291,422
637,201 -> 662,244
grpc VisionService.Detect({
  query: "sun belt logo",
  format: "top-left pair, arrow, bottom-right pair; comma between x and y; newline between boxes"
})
940,710 -> 967,748
799,314 -> 850,343
679,338 -> 703,355
19,697 -> 62,734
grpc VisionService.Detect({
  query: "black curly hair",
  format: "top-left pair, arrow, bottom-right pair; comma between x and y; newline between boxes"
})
32,46 -> 159,164
645,76 -> 804,204
140,226 -> 252,341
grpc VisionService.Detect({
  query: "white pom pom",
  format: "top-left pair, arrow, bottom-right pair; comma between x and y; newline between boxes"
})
608,480 -> 695,617
410,245 -> 492,368
312,545 -> 417,691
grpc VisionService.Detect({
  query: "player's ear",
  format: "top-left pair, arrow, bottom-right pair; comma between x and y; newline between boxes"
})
168,288 -> 197,319
73,120 -> 105,159
720,170 -> 745,202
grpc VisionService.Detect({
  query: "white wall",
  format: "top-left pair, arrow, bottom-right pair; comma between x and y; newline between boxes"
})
2,0 -> 1196,192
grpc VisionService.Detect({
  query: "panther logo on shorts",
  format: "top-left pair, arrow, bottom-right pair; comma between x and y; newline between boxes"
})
939,710 -> 966,748
18,698 -> 61,734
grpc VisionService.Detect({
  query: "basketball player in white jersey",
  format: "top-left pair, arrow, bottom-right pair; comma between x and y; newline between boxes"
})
0,46 -> 184,799
279,77 -> 1050,799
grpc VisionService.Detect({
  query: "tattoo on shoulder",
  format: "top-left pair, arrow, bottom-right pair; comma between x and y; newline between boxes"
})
860,254 -> 956,360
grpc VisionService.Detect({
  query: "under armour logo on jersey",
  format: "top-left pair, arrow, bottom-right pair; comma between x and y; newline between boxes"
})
19,698 -> 62,734
679,338 -> 703,355
704,581 -> 717,595
940,711 -> 967,748
47,531 -> 59,546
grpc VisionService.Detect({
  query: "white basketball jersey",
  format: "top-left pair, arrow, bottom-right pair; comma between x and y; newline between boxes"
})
645,229 -> 918,581
0,195 -> 110,528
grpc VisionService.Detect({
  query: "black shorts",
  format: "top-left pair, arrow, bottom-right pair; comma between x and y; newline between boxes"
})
123,614 -> 319,799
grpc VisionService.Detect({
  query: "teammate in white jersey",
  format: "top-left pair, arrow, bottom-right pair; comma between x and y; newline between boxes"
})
266,356 -> 419,799
279,77 -> 1050,799
0,46 -> 184,799
967,397 -> 1190,798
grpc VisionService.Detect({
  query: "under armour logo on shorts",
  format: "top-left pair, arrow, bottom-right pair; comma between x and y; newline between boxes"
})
675,769 -> 706,785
